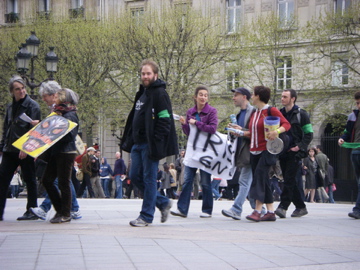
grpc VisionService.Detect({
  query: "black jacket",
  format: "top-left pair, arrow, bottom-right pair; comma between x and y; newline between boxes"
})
0,95 -> 41,153
49,110 -> 79,155
121,79 -> 178,160
280,105 -> 313,159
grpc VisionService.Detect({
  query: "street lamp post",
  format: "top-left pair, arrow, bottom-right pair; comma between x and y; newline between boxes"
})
111,123 -> 123,153
15,31 -> 59,99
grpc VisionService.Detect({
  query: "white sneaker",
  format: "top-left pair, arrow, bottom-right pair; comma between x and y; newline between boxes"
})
30,207 -> 47,220
200,212 -> 212,218
71,210 -> 82,220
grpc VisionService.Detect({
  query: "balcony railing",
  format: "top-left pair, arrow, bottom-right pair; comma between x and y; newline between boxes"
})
69,7 -> 85,19
5,13 -> 19,23
37,11 -> 51,20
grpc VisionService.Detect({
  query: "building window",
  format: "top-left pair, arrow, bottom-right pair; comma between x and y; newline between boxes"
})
5,0 -> 19,23
276,57 -> 292,90
227,0 -> 241,33
39,0 -> 50,12
334,0 -> 351,15
69,0 -> 84,18
226,69 -> 240,91
131,7 -> 144,23
332,60 -> 349,86
71,0 -> 83,9
278,0 -> 294,27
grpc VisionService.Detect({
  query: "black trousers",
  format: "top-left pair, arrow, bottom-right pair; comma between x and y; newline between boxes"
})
77,173 -> 95,198
42,153 -> 76,217
0,152 -> 38,218
249,151 -> 275,204
279,151 -> 306,210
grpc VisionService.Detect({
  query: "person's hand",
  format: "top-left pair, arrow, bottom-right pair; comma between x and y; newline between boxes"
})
19,151 -> 27,160
189,119 -> 196,125
290,146 -> 300,152
266,130 -> 278,141
303,166 -> 308,170
31,120 -> 40,126
228,123 -> 242,130
179,116 -> 186,125
338,138 -> 344,146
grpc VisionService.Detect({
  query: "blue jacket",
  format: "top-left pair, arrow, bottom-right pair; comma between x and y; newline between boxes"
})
113,158 -> 126,176
100,157 -> 113,177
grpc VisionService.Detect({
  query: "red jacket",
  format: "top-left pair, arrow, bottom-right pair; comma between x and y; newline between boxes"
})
249,106 -> 290,152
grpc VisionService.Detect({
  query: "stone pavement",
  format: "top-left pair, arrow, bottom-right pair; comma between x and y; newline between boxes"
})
0,198 -> 359,270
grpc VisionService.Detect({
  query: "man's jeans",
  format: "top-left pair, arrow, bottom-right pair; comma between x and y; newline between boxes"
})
211,179 -> 221,199
129,143 -> 169,223
40,178 -> 79,212
351,149 -> 360,212
177,166 -> 213,215
101,178 -> 111,198
230,165 -> 253,215
115,175 -> 123,199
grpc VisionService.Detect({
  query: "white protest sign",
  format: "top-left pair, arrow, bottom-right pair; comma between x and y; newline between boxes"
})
183,125 -> 237,179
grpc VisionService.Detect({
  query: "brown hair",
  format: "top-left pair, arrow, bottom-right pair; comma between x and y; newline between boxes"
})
253,85 -> 271,104
140,59 -> 159,74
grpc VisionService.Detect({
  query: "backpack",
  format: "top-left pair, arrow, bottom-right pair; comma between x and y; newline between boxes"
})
267,106 -> 290,156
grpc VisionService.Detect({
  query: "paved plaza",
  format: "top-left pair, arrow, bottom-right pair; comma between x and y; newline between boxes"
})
0,198 -> 359,270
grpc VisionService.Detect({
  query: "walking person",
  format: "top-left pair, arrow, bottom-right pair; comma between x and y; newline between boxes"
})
121,59 -> 178,226
338,91 -> 360,219
100,157 -> 113,198
31,81 -> 82,220
113,151 -> 126,199
222,87 -> 255,220
160,163 -> 176,199
275,89 -> 313,218
78,147 -> 96,198
10,168 -> 22,199
0,75 -> 41,221
41,88 -> 79,223
303,147 -> 318,203
90,150 -> 105,198
171,85 -> 218,218
242,86 -> 291,222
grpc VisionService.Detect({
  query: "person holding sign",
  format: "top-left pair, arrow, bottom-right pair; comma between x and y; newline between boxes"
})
338,91 -> 360,219
241,86 -> 290,222
41,88 -> 79,223
0,76 -> 41,221
171,85 -> 218,218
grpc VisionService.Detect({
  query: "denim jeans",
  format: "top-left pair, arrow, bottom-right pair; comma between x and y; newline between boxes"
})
101,178 -> 111,198
129,143 -> 169,223
351,150 -> 360,212
40,178 -> 79,212
230,165 -> 253,215
11,185 -> 19,198
211,179 -> 221,199
115,175 -> 123,199
177,166 -> 213,215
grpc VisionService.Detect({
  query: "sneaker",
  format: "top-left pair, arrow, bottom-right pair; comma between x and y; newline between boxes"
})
246,211 -> 261,222
221,209 -> 241,220
348,211 -> 360,219
275,207 -> 287,219
30,207 -> 47,220
71,210 -> 82,220
17,210 -> 39,221
129,217 -> 150,227
291,208 -> 308,217
50,213 -> 71,224
160,200 -> 173,223
260,212 -> 276,221
170,209 -> 187,218
200,212 -> 212,218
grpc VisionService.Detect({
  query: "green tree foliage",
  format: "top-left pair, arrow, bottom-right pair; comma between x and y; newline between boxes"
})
301,2 -> 360,122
